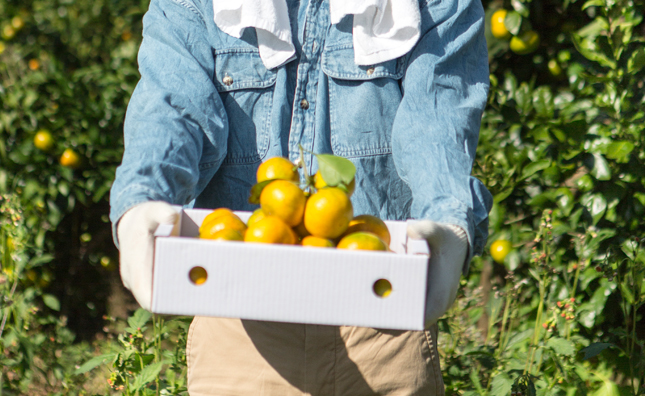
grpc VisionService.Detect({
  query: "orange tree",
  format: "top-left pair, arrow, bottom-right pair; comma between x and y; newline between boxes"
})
437,0 -> 645,395
0,0 -> 148,392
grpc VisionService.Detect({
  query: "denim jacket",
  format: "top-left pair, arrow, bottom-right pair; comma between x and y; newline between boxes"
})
109,0 -> 493,263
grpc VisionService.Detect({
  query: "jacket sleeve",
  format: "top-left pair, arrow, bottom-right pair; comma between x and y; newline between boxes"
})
391,0 -> 493,265
109,0 -> 228,236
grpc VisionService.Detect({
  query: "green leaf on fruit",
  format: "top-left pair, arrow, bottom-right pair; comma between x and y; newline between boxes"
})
248,180 -> 273,204
504,11 -> 523,36
510,0 -> 529,17
316,154 -> 356,187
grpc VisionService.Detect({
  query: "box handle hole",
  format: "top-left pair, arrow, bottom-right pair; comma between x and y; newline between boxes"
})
189,266 -> 208,285
373,279 -> 392,298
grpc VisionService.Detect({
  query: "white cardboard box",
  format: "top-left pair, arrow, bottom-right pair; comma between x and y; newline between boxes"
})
152,208 -> 430,330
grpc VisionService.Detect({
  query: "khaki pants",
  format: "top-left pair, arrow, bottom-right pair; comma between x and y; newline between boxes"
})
187,317 -> 444,396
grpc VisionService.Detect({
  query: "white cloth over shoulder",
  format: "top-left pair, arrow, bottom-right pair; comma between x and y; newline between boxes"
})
212,0 -> 421,69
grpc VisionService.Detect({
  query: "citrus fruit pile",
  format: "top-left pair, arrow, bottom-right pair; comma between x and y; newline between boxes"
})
198,155 -> 391,252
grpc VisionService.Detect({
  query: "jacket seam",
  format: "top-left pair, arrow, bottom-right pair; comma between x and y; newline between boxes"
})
214,47 -> 261,56
169,0 -> 205,25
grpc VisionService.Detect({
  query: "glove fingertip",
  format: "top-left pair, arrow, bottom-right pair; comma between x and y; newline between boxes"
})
407,220 -> 441,240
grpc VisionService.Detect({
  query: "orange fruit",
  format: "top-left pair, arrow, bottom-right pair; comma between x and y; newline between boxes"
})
491,10 -> 511,40
11,17 -> 24,30
373,279 -> 392,297
60,148 -> 81,169
205,228 -> 244,242
260,180 -> 306,227
548,59 -> 563,77
28,59 -> 39,70
490,240 -> 512,263
0,42 -> 5,55
343,214 -> 391,246
189,266 -> 208,285
200,214 -> 247,239
337,232 -> 388,251
510,30 -> 540,55
257,157 -> 299,183
304,187 -> 353,239
301,236 -> 334,248
244,216 -> 297,245
200,208 -> 234,230
33,130 -> 54,151
313,170 -> 355,196
2,25 -> 15,40
246,208 -> 266,227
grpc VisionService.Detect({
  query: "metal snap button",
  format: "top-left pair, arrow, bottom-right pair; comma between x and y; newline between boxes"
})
300,99 -> 310,110
366,67 -> 375,76
223,75 -> 234,86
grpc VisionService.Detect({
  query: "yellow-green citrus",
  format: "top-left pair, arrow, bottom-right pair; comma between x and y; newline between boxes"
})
33,130 -> 54,151
548,59 -> 563,77
200,214 -> 247,239
244,216 -> 297,245
373,279 -> 392,297
491,10 -> 511,40
199,208 -> 234,233
189,266 -> 208,285
60,148 -> 82,169
246,208 -> 266,227
304,187 -> 353,239
2,25 -> 15,40
301,236 -> 335,248
337,232 -> 388,251
490,240 -> 512,263
257,157 -> 299,183
206,228 -> 244,242
510,30 -> 540,55
11,17 -> 24,30
343,214 -> 390,246
260,180 -> 306,227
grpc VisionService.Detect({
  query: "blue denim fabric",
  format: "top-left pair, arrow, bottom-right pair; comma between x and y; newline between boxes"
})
109,0 -> 493,262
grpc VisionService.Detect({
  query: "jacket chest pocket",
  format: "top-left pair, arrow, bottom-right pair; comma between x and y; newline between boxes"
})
214,49 -> 277,165
321,45 -> 405,158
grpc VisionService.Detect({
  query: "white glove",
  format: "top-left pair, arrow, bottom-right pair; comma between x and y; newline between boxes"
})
116,201 -> 179,310
407,220 -> 468,328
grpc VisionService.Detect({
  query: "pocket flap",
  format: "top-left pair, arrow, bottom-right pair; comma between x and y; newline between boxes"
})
321,45 -> 404,80
214,49 -> 277,92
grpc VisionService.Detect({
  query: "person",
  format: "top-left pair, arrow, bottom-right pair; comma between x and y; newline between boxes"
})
110,0 -> 492,394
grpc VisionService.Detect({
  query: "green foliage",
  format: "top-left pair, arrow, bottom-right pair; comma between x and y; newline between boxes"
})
1,193 -> 93,394
99,310 -> 190,395
442,0 -> 645,394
